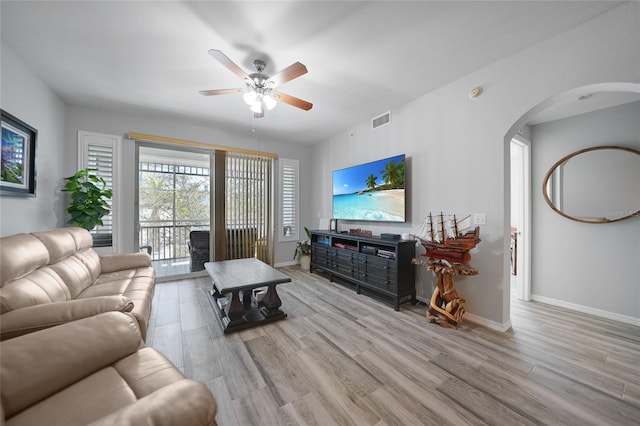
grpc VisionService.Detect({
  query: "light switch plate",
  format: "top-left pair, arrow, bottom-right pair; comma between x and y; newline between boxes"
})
473,213 -> 486,225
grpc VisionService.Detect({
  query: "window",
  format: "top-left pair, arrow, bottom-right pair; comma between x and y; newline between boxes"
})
78,131 -> 121,250
279,158 -> 299,242
138,157 -> 210,261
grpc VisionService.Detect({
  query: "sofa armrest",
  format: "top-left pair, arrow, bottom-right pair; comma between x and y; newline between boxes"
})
0,312 -> 142,418
0,296 -> 134,341
100,252 -> 151,273
87,380 -> 217,426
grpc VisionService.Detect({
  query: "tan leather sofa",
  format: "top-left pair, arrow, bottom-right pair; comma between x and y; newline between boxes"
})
0,227 -> 155,341
1,311 -> 217,425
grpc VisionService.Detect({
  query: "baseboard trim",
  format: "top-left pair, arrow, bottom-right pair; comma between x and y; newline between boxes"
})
416,295 -> 429,304
156,270 -> 207,283
464,313 -> 512,332
531,294 -> 640,326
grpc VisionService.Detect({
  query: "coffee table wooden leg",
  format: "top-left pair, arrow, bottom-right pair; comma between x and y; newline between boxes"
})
242,290 -> 253,309
260,284 -> 285,318
211,282 -> 222,298
225,291 -> 247,324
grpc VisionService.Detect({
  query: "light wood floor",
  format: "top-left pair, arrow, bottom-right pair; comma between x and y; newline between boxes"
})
146,266 -> 640,426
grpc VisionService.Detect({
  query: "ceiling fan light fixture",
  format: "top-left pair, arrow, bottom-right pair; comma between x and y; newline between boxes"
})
243,90 -> 257,106
250,99 -> 263,114
263,94 -> 277,110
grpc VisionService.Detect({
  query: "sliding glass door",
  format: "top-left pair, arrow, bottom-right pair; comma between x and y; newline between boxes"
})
135,140 -> 275,281
136,144 -> 212,279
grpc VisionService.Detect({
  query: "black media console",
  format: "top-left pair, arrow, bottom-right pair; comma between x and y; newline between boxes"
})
309,230 -> 416,311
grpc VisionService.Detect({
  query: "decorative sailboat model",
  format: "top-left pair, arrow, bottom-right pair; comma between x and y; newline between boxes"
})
411,212 -> 480,263
411,212 -> 481,329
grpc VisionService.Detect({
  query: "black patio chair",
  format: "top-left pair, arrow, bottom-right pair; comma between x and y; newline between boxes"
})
188,230 -> 210,272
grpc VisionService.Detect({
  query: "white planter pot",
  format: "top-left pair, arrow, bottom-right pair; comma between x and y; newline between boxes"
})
300,255 -> 311,270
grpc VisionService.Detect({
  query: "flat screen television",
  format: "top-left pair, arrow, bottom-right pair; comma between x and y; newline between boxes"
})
332,154 -> 406,222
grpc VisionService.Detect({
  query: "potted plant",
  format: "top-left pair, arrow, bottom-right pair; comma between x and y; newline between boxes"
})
293,227 -> 312,270
62,168 -> 113,244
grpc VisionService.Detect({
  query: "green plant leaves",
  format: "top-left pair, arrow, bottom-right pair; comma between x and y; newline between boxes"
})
62,168 -> 112,231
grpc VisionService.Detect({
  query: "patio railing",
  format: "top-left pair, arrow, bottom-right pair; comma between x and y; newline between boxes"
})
139,220 -> 208,261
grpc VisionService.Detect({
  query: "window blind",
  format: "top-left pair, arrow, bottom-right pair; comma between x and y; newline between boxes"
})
225,152 -> 273,263
86,143 -> 113,239
279,159 -> 299,241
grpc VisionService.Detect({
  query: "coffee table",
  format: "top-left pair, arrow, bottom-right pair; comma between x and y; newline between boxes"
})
204,258 -> 291,334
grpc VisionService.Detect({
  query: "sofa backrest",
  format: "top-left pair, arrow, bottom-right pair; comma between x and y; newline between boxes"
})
33,228 -> 101,297
0,228 -> 100,314
0,234 -> 49,288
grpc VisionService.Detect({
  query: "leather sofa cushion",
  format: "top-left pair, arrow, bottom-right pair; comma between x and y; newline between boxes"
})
1,312 -> 142,417
48,252 -> 99,298
78,273 -> 154,341
1,237 -> 103,313
0,267 -> 71,314
65,226 -> 94,250
87,380 -> 218,426
32,229 -> 101,296
0,296 -> 134,340
6,367 -> 139,426
100,252 -> 151,274
78,279 -> 130,298
0,234 -> 49,287
5,348 -> 190,426
32,227 -> 94,261
1,310 -> 217,426
113,348 -> 186,396
32,228 -> 77,264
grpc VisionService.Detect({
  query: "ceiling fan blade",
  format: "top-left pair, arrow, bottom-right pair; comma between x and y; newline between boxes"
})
267,62 -> 308,88
199,88 -> 243,96
208,49 -> 252,82
272,91 -> 313,111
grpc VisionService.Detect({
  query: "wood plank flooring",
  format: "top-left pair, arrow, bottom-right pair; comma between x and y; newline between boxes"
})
146,266 -> 640,425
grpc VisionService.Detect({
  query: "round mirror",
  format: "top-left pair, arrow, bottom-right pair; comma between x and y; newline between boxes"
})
542,146 -> 640,223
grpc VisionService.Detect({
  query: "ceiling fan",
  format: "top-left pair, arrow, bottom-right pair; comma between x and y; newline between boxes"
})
200,49 -> 313,118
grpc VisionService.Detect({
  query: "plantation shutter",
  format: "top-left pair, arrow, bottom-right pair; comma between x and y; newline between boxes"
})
87,144 -> 113,239
279,158 -> 299,242
78,131 -> 120,250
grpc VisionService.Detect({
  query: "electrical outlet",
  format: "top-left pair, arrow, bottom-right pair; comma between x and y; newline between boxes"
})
473,213 -> 486,225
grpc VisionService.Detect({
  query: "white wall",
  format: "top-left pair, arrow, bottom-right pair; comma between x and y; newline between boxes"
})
65,104 -> 312,264
0,42 -> 68,235
531,101 -> 640,323
309,2 -> 640,329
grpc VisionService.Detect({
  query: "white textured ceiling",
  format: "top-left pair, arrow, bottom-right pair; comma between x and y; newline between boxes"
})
0,1 -> 623,144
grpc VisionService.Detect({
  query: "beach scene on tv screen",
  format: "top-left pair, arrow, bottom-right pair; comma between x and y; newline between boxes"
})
332,154 -> 405,222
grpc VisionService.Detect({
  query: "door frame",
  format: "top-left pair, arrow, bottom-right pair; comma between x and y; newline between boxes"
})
510,135 -> 531,301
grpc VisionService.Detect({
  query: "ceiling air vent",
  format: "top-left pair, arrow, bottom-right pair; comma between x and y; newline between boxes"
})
372,111 -> 391,129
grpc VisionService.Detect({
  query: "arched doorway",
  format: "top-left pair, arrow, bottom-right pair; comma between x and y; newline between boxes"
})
503,82 -> 640,323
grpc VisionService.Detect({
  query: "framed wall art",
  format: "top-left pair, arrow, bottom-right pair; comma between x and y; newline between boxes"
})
1,110 -> 37,197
